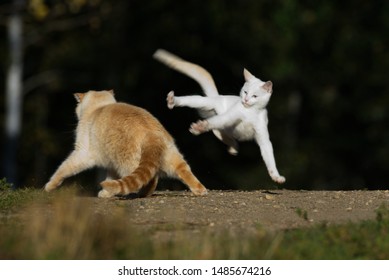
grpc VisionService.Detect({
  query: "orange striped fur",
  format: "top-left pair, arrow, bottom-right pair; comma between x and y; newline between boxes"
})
44,90 -> 207,198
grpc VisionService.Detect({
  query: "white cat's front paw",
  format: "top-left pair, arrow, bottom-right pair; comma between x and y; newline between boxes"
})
166,91 -> 175,109
272,175 -> 286,184
189,120 -> 209,135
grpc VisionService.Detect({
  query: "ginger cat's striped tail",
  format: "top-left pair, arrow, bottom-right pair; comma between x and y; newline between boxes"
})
153,49 -> 219,97
99,142 -> 207,197
99,144 -> 163,197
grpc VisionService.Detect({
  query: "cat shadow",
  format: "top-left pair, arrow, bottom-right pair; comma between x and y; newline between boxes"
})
117,193 -> 141,200
261,190 -> 282,195
117,190 -> 193,200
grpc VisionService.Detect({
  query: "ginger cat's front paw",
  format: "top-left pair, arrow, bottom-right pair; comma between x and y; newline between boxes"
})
44,180 -> 60,192
189,120 -> 209,135
166,91 -> 175,109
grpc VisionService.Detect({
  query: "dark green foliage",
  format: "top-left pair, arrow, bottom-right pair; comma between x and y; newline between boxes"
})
0,177 -> 13,191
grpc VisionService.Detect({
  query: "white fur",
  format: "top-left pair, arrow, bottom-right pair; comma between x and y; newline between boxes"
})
157,50 -> 285,184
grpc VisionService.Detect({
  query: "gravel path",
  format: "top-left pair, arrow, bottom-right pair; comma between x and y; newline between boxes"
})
83,189 -> 389,233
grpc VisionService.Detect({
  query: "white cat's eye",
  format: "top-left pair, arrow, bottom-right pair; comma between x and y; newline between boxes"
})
252,95 -> 258,98
244,91 -> 248,94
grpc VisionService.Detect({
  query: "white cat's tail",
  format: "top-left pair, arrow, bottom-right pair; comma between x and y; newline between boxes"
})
153,49 -> 219,97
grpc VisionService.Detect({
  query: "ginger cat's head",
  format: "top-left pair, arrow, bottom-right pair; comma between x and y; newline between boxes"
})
74,90 -> 116,119
240,69 -> 273,109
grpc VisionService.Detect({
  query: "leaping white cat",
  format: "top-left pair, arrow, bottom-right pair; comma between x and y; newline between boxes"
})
153,49 -> 285,184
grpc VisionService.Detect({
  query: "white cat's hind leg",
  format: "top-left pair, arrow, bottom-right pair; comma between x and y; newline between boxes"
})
228,146 -> 239,156
212,130 -> 239,155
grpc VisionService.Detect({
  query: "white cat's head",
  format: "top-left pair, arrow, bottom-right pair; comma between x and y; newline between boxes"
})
240,69 -> 273,109
74,89 -> 116,119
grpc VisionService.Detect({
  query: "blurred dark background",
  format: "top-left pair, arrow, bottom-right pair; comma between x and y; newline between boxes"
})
1,0 -> 388,191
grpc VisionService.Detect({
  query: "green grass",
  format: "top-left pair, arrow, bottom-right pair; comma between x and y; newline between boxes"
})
0,178 -> 45,212
1,181 -> 389,259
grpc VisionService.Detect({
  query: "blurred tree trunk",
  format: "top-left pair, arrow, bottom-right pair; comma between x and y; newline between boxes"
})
3,0 -> 98,187
4,0 -> 25,188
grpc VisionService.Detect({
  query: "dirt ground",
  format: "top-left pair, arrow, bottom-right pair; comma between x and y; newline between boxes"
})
82,189 -> 389,233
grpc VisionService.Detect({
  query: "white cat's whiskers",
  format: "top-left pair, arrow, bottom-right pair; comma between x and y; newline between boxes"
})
155,50 -> 285,184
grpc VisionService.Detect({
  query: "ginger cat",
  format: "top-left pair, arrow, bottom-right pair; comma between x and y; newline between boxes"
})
154,49 -> 285,184
44,90 -> 208,198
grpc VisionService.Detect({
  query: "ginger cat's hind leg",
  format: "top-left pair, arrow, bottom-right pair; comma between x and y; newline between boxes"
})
176,162 -> 207,196
106,169 -> 120,180
138,176 -> 159,198
164,150 -> 207,196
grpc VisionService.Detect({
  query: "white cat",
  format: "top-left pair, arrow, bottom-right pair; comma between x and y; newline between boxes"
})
154,49 -> 285,184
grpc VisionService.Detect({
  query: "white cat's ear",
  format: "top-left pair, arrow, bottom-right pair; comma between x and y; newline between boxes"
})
74,93 -> 85,103
108,89 -> 115,96
243,68 -> 255,82
262,81 -> 273,93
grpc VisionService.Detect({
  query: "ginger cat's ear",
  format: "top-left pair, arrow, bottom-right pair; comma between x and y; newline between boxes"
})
74,93 -> 85,103
262,81 -> 273,93
108,89 -> 115,96
243,68 -> 255,82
